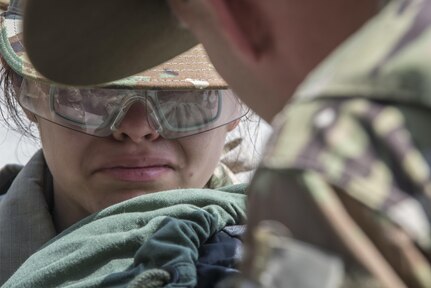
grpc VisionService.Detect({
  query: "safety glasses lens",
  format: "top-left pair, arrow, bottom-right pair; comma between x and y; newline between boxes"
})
51,88 -> 124,127
19,78 -> 248,139
153,90 -> 221,131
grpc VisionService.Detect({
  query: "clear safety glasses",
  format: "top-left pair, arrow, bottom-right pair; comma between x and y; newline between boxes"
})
18,78 -> 248,139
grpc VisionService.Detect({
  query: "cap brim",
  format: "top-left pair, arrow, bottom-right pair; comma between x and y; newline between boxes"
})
0,4 -> 227,90
23,0 -> 198,86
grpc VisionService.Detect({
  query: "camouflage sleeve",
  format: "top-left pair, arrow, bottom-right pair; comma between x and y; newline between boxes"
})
242,99 -> 431,288
245,169 -> 428,288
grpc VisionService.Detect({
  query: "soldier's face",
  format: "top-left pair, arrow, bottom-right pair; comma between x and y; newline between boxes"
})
35,103 -> 237,228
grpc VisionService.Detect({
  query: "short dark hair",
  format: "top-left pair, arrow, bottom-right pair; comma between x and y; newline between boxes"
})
0,58 -> 37,138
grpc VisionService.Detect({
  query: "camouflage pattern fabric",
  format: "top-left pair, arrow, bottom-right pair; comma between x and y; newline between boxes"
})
206,162 -> 239,188
242,0 -> 431,287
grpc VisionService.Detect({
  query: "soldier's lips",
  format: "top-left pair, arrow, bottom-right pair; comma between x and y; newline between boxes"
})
99,166 -> 173,182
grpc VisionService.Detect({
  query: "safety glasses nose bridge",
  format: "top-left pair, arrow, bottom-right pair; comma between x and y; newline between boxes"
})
109,95 -> 161,134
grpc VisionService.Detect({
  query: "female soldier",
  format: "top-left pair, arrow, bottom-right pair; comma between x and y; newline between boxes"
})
0,1 -> 249,287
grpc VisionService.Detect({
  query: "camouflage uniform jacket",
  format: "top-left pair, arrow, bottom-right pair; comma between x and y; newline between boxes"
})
244,0 -> 431,287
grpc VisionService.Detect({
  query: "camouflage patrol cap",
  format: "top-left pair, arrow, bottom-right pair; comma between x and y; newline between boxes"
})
0,0 -> 227,89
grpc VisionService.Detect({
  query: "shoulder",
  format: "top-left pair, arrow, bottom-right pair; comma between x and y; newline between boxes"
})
0,150 -> 47,202
292,0 -> 431,106
0,163 -> 24,199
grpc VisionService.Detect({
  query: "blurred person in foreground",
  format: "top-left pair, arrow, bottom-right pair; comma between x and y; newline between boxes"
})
170,0 -> 431,287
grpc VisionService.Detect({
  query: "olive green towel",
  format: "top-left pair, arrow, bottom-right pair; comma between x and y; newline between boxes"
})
2,184 -> 247,288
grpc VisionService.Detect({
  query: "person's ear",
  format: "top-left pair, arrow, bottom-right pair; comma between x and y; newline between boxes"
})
206,0 -> 272,64
226,118 -> 241,132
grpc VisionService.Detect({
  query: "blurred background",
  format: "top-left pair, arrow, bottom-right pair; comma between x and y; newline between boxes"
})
0,124 -> 40,166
